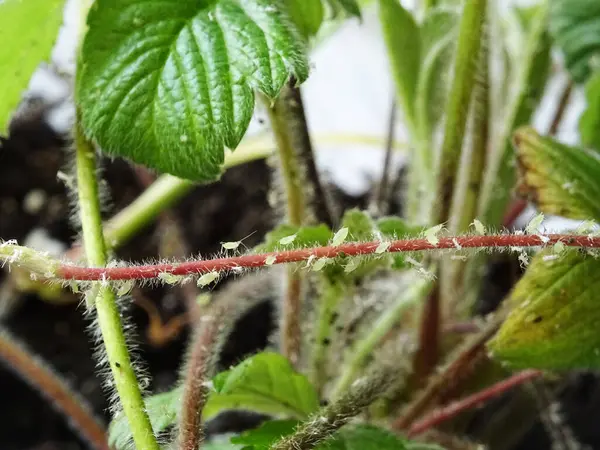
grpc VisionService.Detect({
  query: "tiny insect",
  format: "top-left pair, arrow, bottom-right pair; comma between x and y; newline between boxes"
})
221,231 -> 257,251
525,213 -> 544,234
265,255 -> 277,265
197,271 -> 219,287
375,241 -> 390,254
158,272 -> 181,285
279,234 -> 297,245
344,258 -> 360,273
424,224 -> 443,246
471,219 -> 485,235
332,227 -> 349,246
116,280 -> 135,297
312,258 -> 330,271
553,240 -> 566,254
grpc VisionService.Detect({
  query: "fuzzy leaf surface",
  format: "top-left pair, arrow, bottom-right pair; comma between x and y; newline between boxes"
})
109,388 -> 181,449
489,249 -> 600,370
549,0 -> 600,83
318,425 -> 409,450
0,0 -> 65,134
230,419 -> 299,448
77,0 -> 309,181
513,127 -> 600,221
203,352 -> 319,420
580,71 -> 600,151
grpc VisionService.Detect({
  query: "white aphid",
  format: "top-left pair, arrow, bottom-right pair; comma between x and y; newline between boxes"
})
344,258 -> 360,273
375,241 -> 391,254
543,254 -> 559,262
539,235 -> 550,244
304,255 -> 316,268
265,255 -> 277,265
424,224 -> 444,246
221,241 -> 241,250
332,227 -> 349,246
312,258 -> 330,271
197,271 -> 219,287
116,280 -> 134,297
525,213 -> 545,234
279,234 -> 297,245
158,272 -> 181,285
553,240 -> 566,254
472,219 -> 485,235
452,238 -> 462,249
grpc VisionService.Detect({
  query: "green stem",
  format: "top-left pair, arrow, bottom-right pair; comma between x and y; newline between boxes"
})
310,281 -> 346,395
331,276 -> 431,400
74,125 -> 160,450
431,0 -> 487,224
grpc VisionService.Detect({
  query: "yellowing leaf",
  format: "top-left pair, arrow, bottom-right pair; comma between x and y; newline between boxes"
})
489,249 -> 600,370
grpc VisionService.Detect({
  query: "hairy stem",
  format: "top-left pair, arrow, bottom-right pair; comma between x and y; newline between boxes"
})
331,276 -> 432,400
74,126 -> 159,450
0,233 -> 590,282
408,369 -> 542,437
432,0 -> 486,223
0,329 -> 109,450
393,315 -> 503,430
271,365 -> 397,450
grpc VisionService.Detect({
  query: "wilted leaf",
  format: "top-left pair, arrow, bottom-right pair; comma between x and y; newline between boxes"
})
204,352 -> 319,420
77,0 -> 308,181
0,0 -> 65,134
109,388 -> 181,450
489,249 -> 600,370
549,0 -> 600,83
513,127 -> 600,221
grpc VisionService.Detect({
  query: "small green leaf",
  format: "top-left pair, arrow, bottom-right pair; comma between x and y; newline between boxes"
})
318,425 -> 408,450
286,0 -> 324,37
204,352 -> 320,420
513,127 -> 600,221
580,71 -> 600,150
77,0 -> 309,181
0,0 -> 66,134
326,0 -> 361,18
378,0 -> 420,130
109,388 -> 181,449
489,249 -> 600,370
549,0 -> 600,83
230,419 -> 299,448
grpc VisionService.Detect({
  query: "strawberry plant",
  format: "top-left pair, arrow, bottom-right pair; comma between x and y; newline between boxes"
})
3,0 -> 600,449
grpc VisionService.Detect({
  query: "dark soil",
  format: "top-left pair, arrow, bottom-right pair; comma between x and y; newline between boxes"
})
1,106 -> 599,450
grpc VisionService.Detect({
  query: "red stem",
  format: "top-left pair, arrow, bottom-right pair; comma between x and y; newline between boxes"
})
56,234 -> 600,281
408,369 -> 542,437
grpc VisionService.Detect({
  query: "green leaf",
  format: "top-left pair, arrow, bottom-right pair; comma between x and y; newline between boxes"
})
257,223 -> 332,252
549,0 -> 600,83
230,419 -> 299,448
77,0 -> 309,182
318,425 -> 408,450
0,0 -> 65,134
378,0 -> 420,130
489,249 -> 600,370
513,127 -> 600,221
109,388 -> 181,449
286,0 -> 324,37
204,352 -> 320,421
581,71 -> 600,150
326,0 -> 361,18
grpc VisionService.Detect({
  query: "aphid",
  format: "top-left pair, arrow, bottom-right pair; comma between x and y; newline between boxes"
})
304,255 -> 316,268
279,234 -> 297,245
576,220 -> 597,234
312,258 -> 330,271
553,240 -> 566,254
344,258 -> 360,273
471,219 -> 485,235
265,255 -> 277,265
332,227 -> 349,246
221,231 -> 257,251
116,280 -> 135,297
424,224 -> 444,246
375,241 -> 391,254
197,271 -> 219,287
158,272 -> 181,285
525,212 -> 544,234
452,238 -> 461,249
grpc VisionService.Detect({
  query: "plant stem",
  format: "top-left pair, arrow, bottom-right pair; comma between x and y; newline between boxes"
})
0,330 -> 109,450
392,315 -> 502,430
74,126 -> 160,450
407,369 -> 542,437
270,365 -> 397,450
432,0 -> 486,224
310,281 -> 346,395
37,233 -> 600,281
547,80 -> 573,136
331,276 -> 432,400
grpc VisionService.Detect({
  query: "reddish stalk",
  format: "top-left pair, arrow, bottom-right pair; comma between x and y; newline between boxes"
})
57,234 -> 600,281
408,369 -> 542,437
0,331 -> 109,450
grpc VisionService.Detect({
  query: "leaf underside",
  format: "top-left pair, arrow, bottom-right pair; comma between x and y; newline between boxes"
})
77,0 -> 309,181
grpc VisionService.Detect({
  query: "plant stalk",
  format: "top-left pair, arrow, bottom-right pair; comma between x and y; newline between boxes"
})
74,125 -> 160,450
